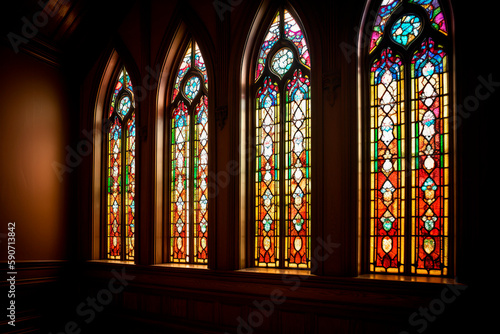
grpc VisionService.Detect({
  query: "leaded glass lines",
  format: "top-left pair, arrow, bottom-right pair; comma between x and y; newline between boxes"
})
370,0 -> 403,53
125,113 -> 136,260
285,69 -> 311,268
367,0 -> 451,276
271,48 -> 294,79
171,102 -> 190,262
409,0 -> 447,34
283,11 -> 310,68
255,12 -> 281,82
254,8 -> 311,269
108,118 -> 122,259
173,44 -> 193,102
411,38 -> 449,275
255,78 -> 280,266
369,49 -> 405,273
194,96 -> 209,262
370,0 -> 448,53
105,67 -> 136,261
169,40 -> 209,264
391,15 -> 423,48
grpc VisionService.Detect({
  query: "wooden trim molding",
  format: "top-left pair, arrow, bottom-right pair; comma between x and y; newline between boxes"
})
0,260 -> 69,284
1,35 -> 62,68
79,261 -> 469,334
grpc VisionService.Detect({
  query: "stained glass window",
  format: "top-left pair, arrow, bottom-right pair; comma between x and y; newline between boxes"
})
409,0 -> 447,34
271,48 -> 294,78
410,37 -> 449,275
105,67 -> 136,261
367,0 -> 451,276
170,40 -> 209,264
254,7 -> 311,269
369,48 -> 405,273
391,15 -> 422,47
370,0 -> 403,53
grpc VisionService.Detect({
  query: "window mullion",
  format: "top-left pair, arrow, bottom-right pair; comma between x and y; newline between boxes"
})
189,105 -> 196,264
120,117 -> 127,261
279,81 -> 286,269
404,55 -> 413,276
278,6 -> 286,269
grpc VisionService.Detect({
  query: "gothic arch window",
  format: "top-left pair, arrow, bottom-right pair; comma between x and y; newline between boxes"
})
104,66 -> 136,261
168,39 -> 209,264
365,0 -> 453,276
252,6 -> 311,269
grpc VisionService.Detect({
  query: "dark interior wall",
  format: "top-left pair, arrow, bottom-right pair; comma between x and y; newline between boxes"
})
0,43 -> 70,262
452,0 -> 496,286
0,41 -> 75,333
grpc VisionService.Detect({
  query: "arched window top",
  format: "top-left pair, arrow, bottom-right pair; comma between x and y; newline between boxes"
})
172,40 -> 208,102
369,0 -> 448,53
169,37 -> 209,264
255,8 -> 310,83
409,0 -> 447,34
251,5 -> 312,269
109,67 -> 135,118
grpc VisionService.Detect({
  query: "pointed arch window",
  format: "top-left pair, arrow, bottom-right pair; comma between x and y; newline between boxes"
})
169,39 -> 209,264
105,66 -> 136,261
366,0 -> 452,276
252,7 -> 311,269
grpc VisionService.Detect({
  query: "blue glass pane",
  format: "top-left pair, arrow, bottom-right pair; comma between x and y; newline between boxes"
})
391,15 -> 422,47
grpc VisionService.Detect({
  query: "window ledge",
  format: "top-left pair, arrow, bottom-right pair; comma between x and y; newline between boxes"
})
153,263 -> 208,270
237,267 -> 312,277
84,261 -> 464,287
87,259 -> 136,265
355,273 -> 461,285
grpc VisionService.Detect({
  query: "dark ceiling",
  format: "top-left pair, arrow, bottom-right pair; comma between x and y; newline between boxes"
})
1,0 -> 136,77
